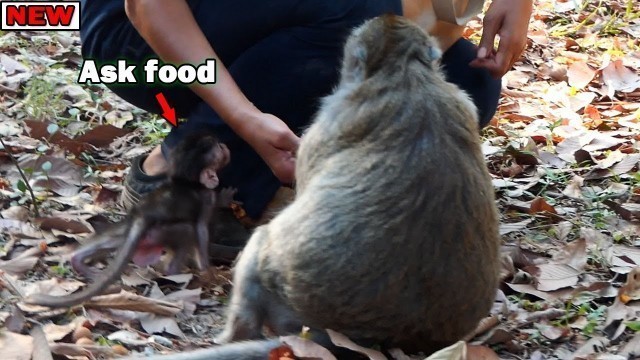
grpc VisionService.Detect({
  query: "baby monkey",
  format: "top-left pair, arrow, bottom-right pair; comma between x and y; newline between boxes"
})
26,133 -> 232,308
126,14 -> 500,360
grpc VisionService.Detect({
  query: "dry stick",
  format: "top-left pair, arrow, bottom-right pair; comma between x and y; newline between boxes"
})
0,137 -> 40,217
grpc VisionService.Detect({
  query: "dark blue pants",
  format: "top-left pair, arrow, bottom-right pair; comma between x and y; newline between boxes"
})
80,0 -> 501,219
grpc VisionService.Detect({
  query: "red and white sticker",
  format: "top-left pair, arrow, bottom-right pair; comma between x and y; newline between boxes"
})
1,1 -> 80,31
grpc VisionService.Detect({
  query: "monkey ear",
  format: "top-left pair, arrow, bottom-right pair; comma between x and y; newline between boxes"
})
343,43 -> 367,83
200,167 -> 220,189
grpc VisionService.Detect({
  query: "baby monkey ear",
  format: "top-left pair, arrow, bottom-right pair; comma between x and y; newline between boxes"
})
200,167 -> 220,189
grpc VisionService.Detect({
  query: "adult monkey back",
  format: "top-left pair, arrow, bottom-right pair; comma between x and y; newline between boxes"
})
129,14 -> 500,359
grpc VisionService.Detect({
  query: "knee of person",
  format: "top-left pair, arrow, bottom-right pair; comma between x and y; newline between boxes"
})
441,39 -> 501,129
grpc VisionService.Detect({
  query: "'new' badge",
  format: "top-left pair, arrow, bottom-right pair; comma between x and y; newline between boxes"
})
1,1 -> 80,31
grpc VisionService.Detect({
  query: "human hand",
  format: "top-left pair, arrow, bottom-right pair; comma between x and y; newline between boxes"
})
242,113 -> 299,185
469,0 -> 533,78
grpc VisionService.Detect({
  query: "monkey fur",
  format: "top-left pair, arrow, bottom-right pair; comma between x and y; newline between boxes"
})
25,134 -> 231,308
132,14 -> 499,359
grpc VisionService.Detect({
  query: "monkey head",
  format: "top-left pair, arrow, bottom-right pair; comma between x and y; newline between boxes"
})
169,133 -> 230,189
340,14 -> 443,85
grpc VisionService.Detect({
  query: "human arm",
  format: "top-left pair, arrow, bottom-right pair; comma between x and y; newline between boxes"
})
124,0 -> 297,184
403,0 -> 466,51
469,0 -> 533,78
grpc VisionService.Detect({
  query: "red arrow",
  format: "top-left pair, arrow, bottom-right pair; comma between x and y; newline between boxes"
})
155,92 -> 177,126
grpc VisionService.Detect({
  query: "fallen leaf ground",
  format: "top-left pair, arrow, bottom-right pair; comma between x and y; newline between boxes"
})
1,0 -> 639,359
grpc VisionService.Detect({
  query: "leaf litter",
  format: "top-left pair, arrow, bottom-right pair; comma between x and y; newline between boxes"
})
1,0 -> 640,359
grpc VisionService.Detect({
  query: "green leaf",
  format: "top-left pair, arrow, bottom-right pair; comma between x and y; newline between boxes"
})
626,321 -> 640,332
51,265 -> 70,276
17,179 -> 27,192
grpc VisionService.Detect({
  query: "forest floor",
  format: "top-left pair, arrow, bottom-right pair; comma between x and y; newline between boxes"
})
1,0 -> 640,359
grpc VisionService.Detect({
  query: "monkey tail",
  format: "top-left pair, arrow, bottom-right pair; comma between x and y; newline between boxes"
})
123,339 -> 282,360
25,218 -> 147,308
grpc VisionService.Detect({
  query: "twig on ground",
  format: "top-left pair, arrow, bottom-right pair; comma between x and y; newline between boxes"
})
0,137 -> 40,217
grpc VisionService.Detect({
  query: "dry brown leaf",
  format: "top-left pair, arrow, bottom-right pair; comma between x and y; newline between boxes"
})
620,203 -> 640,217
605,298 -> 635,328
618,118 -> 640,131
42,317 -> 88,342
326,329 -> 386,360
525,263 -> 580,291
529,197 -> 558,215
0,331 -> 34,360
582,133 -> 627,152
423,341 -> 466,360
163,287 -> 201,316
583,104 -> 601,122
281,335 -> 337,360
620,332 -> 640,357
49,342 -> 117,359
606,218 -> 640,243
552,238 -> 587,270
506,283 -> 573,301
603,200 -> 640,222
567,61 -> 596,89
0,218 -> 43,238
3,303 -> 27,333
94,186 -> 120,204
558,50 -> 589,62
584,154 -> 640,180
498,219 -> 533,236
538,62 -> 567,81
527,29 -> 549,45
104,110 -> 135,128
596,150 -> 626,169
562,175 -> 585,200
537,151 -> 566,168
139,314 -> 185,338
556,136 -> 586,162
573,282 -> 618,302
106,330 -> 147,347
465,316 -> 500,341
568,91 -> 596,112
618,267 -> 640,303
579,227 -> 612,249
504,71 -> 530,88
536,323 -> 566,341
0,54 -> 29,74
602,60 -> 640,97
0,206 -> 30,221
0,255 -> 39,275
18,154 -> 89,197
611,247 -> 640,269
81,291 -> 184,316
35,216 -> 92,234
23,120 -> 93,157
552,221 -> 573,242
571,336 -> 609,359
466,345 -> 499,360
23,277 -> 85,299
75,125 -> 130,148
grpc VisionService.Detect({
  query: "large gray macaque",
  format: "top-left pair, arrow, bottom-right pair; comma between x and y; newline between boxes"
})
134,13 -> 500,359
